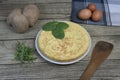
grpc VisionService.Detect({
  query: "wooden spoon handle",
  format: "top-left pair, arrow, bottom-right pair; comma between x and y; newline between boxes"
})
80,41 -> 113,80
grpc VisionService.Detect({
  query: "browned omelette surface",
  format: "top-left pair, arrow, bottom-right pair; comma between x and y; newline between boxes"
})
38,21 -> 90,61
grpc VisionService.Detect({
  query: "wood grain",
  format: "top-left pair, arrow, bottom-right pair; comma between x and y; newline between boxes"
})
0,36 -> 119,64
0,0 -> 71,4
0,0 -> 119,79
0,21 -> 120,40
0,2 -> 71,20
0,60 -> 119,80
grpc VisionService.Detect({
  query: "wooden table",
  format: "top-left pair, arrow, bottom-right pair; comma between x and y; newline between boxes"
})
0,0 -> 120,80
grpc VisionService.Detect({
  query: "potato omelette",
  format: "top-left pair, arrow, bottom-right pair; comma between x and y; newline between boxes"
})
38,21 -> 90,61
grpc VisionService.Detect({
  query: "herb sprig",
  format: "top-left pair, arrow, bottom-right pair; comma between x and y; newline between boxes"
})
15,42 -> 36,63
42,21 -> 69,39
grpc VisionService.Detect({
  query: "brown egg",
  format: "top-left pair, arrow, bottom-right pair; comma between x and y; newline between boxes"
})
92,10 -> 103,21
78,9 -> 92,20
87,3 -> 96,12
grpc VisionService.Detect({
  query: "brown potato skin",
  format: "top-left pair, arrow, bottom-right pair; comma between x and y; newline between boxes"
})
7,8 -> 29,33
7,4 -> 39,33
78,9 -> 92,20
12,13 -> 29,33
23,4 -> 39,27
92,10 -> 103,21
7,8 -> 21,25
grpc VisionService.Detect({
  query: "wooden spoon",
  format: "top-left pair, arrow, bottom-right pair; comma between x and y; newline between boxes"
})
80,41 -> 113,80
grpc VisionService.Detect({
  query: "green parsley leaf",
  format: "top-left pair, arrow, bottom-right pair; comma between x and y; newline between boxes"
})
42,21 -> 69,39
15,42 -> 36,63
56,22 -> 69,29
42,21 -> 58,31
52,28 -> 65,39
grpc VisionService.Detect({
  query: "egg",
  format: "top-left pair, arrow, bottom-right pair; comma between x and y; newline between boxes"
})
92,10 -> 103,21
87,3 -> 96,12
78,9 -> 92,20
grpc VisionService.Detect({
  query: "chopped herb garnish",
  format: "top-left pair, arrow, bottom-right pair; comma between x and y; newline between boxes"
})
15,42 -> 36,63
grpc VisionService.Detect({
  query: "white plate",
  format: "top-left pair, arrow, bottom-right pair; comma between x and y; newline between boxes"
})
35,21 -> 91,65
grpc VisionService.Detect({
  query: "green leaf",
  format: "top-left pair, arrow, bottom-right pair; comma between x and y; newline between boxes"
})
15,42 -> 36,63
52,28 -> 65,39
42,21 -> 69,39
42,21 -> 58,31
56,22 -> 69,30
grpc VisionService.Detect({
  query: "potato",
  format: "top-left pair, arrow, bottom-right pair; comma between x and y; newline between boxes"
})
7,8 -> 22,25
23,4 -> 39,27
7,4 -> 39,33
11,11 -> 29,33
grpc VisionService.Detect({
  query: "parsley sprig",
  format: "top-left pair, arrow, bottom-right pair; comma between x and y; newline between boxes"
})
15,42 -> 36,63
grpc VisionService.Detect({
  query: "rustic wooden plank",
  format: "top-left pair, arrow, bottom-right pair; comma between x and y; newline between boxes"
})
0,60 -> 119,80
0,3 -> 71,14
0,77 -> 119,80
92,77 -> 120,80
0,36 -> 119,64
0,0 -> 71,4
84,25 -> 120,36
0,14 -> 70,21
0,0 -> 119,80
0,39 -> 44,64
0,20 -> 120,40
0,2 -> 71,20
